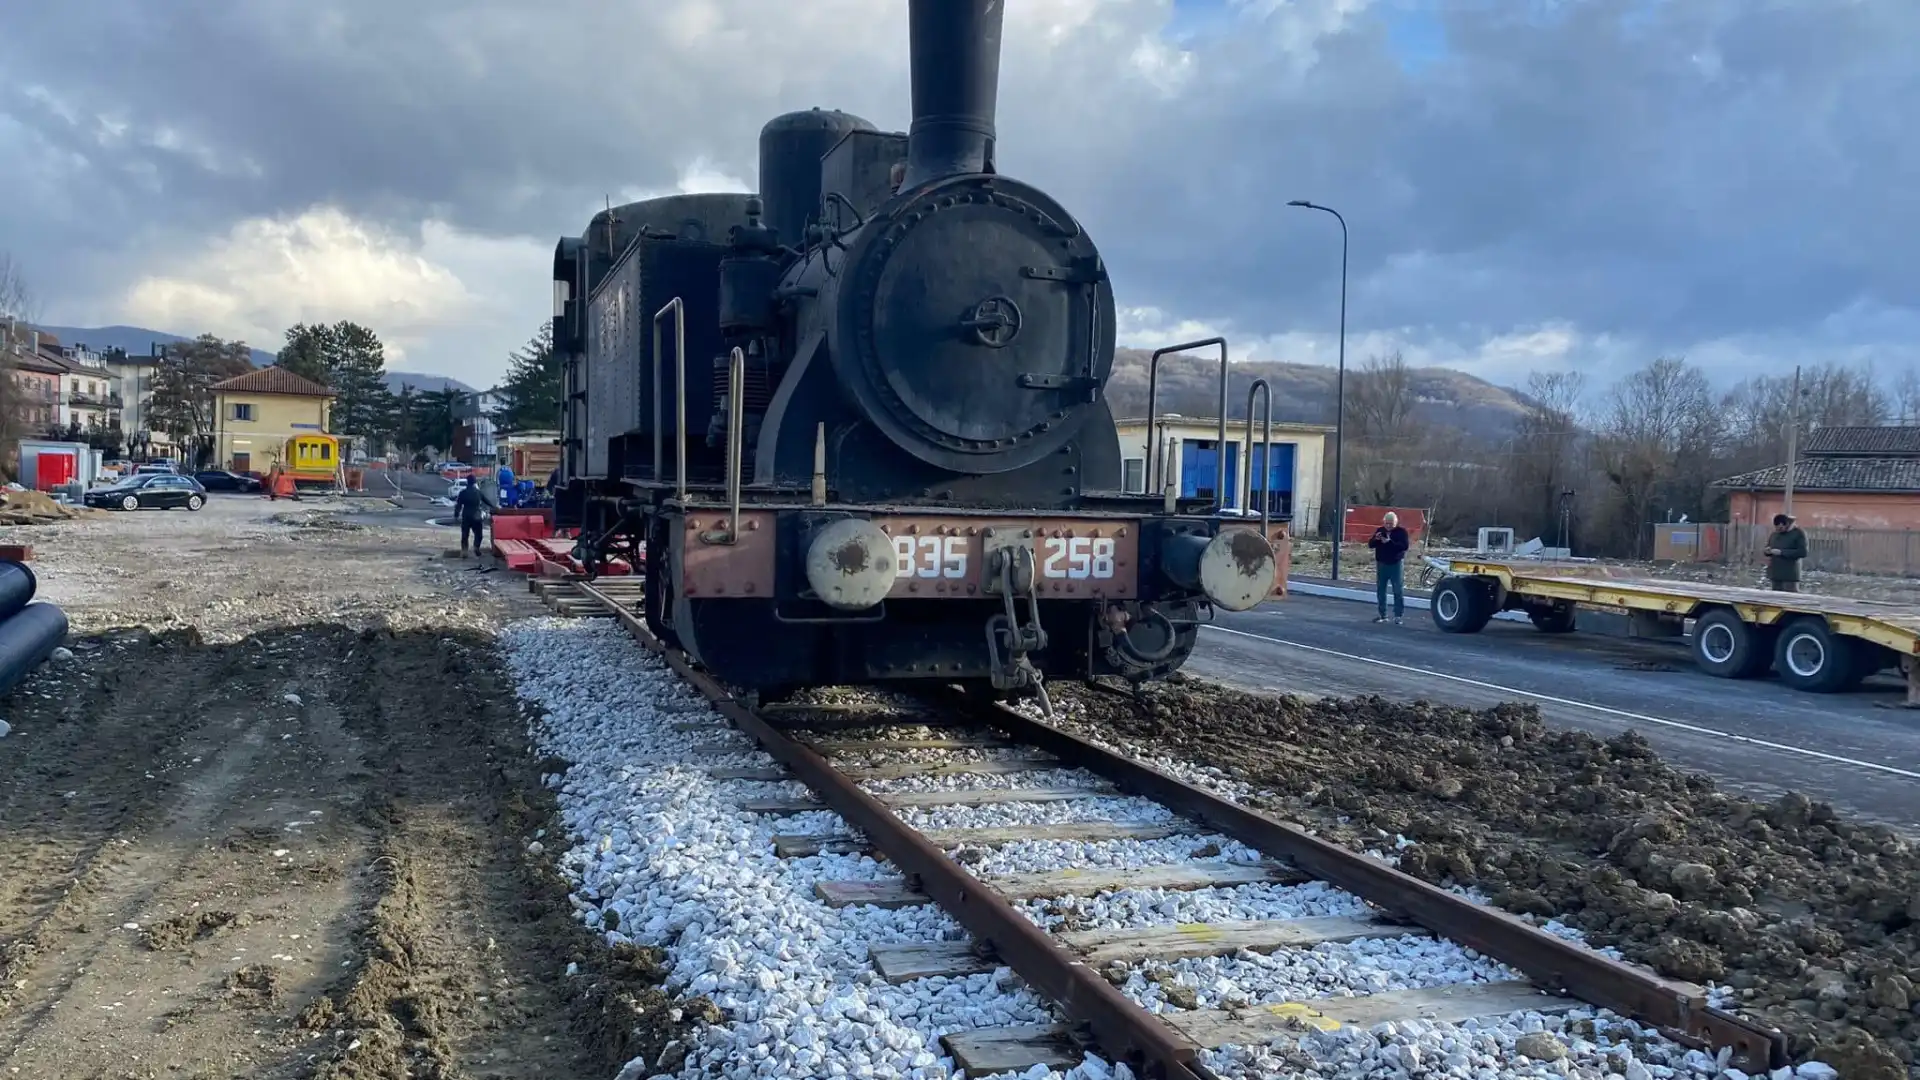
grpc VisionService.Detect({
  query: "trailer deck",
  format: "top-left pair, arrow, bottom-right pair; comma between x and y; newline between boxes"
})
1423,557 -> 1920,701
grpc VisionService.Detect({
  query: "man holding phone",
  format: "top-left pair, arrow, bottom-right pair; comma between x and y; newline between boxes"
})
1369,512 -> 1411,624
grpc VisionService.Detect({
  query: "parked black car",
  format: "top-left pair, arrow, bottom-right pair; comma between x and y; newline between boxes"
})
84,474 -> 207,511
193,469 -> 263,493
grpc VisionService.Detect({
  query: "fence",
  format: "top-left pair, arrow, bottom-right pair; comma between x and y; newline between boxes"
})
1649,521 -> 1920,578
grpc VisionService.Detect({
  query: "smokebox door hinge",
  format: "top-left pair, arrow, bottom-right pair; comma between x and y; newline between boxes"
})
1021,261 -> 1105,286
1016,373 -> 1098,394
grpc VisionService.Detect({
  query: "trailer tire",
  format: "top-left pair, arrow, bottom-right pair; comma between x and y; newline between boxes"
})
1432,577 -> 1495,634
1528,603 -> 1577,634
1773,617 -> 1863,693
1692,608 -> 1770,679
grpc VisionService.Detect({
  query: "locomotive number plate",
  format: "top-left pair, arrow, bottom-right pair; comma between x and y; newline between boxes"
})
1039,536 -> 1117,580
873,517 -> 1138,599
893,535 -> 969,579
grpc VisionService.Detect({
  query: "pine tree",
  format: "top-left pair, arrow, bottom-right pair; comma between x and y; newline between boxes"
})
415,388 -> 461,454
493,321 -> 562,434
276,323 -> 336,387
271,319 -> 397,448
327,321 -> 392,440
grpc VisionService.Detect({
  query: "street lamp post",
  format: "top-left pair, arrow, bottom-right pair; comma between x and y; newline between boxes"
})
1287,200 -> 1349,579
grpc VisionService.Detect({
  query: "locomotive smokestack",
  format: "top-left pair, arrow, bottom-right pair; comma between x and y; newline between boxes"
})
900,0 -> 1004,189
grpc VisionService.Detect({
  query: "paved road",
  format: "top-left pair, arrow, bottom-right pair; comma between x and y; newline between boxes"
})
1193,593 -> 1920,831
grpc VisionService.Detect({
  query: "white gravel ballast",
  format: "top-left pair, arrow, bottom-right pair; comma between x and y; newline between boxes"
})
501,616 -> 1829,1080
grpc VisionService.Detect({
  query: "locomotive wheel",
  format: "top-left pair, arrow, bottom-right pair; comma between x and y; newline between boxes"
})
642,521 -> 676,647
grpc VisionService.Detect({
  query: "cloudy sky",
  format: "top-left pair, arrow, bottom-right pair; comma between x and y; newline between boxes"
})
3,0 -> 1915,391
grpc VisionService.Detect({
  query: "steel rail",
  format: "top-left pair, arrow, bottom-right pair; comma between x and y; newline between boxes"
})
961,697 -> 1789,1073
573,581 -> 1218,1080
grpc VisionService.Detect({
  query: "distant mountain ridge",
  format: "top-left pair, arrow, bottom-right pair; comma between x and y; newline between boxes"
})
35,324 -> 475,395
1106,347 -> 1534,435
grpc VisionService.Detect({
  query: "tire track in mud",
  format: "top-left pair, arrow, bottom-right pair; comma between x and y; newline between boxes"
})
0,624 -> 694,1080
291,626 -> 694,1080
0,629 -> 259,1020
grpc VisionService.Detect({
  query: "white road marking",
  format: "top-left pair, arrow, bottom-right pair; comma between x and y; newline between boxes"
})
1202,624 -> 1920,780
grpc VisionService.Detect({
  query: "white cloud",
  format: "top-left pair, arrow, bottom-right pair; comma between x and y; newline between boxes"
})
119,206 -> 543,376
109,152 -> 771,384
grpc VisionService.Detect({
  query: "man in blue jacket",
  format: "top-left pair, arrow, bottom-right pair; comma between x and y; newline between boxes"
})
1368,511 -> 1410,624
453,476 -> 493,557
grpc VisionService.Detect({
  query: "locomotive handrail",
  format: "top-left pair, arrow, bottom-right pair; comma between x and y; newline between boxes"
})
652,298 -> 688,499
1145,337 -> 1229,506
1244,378 -> 1273,534
722,346 -> 745,543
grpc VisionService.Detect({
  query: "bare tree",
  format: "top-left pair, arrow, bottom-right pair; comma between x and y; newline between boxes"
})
1500,370 -> 1587,539
1891,369 -> 1920,425
0,252 -> 36,323
1341,351 -> 1431,506
1722,362 -> 1891,474
1347,350 -> 1421,438
0,253 -> 39,478
1593,357 -> 1720,556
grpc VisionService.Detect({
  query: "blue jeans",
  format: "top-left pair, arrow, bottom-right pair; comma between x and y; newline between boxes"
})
1376,562 -> 1404,618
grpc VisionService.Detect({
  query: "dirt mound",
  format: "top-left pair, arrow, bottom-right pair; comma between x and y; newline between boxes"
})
0,489 -> 86,525
1053,679 -> 1919,1077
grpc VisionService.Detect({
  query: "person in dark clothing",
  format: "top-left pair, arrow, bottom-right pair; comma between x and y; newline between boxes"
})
1368,511 -> 1411,623
454,476 -> 492,557
1764,512 -> 1808,592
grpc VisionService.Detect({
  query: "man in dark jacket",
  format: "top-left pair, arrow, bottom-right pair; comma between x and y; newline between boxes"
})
1764,512 -> 1807,592
454,476 -> 492,557
1368,511 -> 1411,623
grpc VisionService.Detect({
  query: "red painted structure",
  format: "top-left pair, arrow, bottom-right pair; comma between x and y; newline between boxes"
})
487,509 -> 635,575
1341,505 -> 1428,544
34,451 -> 75,491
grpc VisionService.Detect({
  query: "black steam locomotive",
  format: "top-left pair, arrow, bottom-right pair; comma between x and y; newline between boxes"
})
549,0 -> 1282,706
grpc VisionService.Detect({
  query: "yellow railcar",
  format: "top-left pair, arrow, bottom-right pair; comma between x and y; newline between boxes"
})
283,434 -> 341,488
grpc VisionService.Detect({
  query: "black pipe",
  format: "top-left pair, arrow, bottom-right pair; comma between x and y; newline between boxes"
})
0,560 -> 36,624
900,0 -> 1004,188
0,602 -> 68,699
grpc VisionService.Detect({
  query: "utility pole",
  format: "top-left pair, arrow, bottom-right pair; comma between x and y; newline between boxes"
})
1783,365 -> 1801,516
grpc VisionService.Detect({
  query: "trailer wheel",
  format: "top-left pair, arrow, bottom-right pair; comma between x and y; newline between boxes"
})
1773,617 -> 1863,693
1692,608 -> 1771,679
1528,603 -> 1577,634
1432,577 -> 1495,634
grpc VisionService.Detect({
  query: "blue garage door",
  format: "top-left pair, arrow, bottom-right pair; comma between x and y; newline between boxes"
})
1180,440 -> 1239,507
1247,442 -> 1296,515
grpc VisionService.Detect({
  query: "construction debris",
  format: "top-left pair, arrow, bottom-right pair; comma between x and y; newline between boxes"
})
0,489 -> 91,526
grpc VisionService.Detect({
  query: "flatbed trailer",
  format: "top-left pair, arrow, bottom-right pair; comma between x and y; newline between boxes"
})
1422,556 -> 1920,702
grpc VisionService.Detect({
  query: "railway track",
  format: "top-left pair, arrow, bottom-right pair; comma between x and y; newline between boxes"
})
531,575 -> 1787,1079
